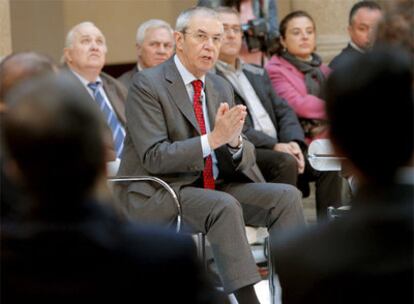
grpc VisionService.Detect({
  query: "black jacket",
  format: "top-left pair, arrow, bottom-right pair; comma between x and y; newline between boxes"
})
216,63 -> 305,150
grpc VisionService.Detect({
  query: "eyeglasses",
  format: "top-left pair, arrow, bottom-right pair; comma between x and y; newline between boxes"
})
183,31 -> 223,46
223,26 -> 242,35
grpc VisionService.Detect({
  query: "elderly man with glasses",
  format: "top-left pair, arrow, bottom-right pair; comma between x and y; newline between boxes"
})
115,6 -> 305,304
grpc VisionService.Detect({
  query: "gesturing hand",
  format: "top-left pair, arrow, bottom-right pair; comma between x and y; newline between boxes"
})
208,103 -> 247,150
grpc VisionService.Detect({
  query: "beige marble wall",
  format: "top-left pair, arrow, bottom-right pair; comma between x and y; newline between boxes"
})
62,0 -> 195,64
8,0 -> 360,64
9,0 -> 65,63
9,0 -> 195,64
284,0 -> 359,63
0,0 -> 12,58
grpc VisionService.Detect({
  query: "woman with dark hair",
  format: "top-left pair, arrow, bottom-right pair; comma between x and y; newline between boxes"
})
265,11 -> 329,144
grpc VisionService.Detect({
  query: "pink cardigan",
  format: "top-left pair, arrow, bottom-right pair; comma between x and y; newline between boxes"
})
265,55 -> 330,120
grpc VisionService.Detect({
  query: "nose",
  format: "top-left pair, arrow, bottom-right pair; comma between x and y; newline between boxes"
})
157,45 -> 167,54
90,41 -> 99,50
226,29 -> 236,38
203,37 -> 215,49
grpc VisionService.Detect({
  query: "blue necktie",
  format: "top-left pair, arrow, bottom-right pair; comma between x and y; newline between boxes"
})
88,82 -> 125,158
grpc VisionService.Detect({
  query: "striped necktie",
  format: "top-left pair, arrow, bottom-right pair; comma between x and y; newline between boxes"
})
191,80 -> 215,190
88,82 -> 125,158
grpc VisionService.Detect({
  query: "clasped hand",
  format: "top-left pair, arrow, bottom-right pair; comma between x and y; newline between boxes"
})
208,103 -> 246,150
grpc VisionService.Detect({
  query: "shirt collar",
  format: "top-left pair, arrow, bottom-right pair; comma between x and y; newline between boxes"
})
216,58 -> 243,75
174,54 -> 205,86
350,41 -> 366,54
71,70 -> 102,87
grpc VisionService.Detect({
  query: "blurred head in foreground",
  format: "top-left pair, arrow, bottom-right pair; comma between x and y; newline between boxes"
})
325,47 -> 413,185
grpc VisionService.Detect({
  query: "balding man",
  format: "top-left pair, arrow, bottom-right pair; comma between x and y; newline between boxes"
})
63,21 -> 127,161
118,19 -> 174,88
0,52 -> 56,112
0,52 -> 57,220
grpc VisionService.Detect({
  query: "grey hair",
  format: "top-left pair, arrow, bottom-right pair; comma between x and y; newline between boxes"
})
65,21 -> 96,48
175,6 -> 220,33
136,19 -> 173,45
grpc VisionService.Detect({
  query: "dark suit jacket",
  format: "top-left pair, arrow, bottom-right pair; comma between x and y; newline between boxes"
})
1,201 -> 222,303
329,43 -> 363,70
216,63 -> 305,150
117,65 -> 139,89
64,68 -> 128,126
116,57 -> 265,222
271,183 -> 414,304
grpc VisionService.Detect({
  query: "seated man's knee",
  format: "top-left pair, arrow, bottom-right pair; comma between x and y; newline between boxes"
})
211,192 -> 243,219
278,152 -> 298,172
263,151 -> 298,185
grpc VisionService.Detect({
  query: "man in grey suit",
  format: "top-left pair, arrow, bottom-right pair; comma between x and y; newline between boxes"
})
117,19 -> 174,89
63,21 -> 127,161
215,7 -> 345,221
116,7 -> 305,304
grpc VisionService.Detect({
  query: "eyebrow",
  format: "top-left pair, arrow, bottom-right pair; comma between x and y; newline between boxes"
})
79,34 -> 104,40
195,29 -> 222,36
289,26 -> 314,31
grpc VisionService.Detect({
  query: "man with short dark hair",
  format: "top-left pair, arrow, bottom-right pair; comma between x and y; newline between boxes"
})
118,19 -> 174,88
0,73 -> 222,303
116,6 -> 305,303
329,1 -> 382,69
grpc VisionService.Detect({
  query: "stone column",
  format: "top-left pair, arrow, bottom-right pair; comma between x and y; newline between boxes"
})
290,0 -> 358,63
0,0 -> 12,58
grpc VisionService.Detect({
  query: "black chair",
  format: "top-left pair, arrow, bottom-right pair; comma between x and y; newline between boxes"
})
307,139 -> 352,220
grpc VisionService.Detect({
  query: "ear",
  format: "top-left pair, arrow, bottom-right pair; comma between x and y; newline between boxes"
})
4,159 -> 23,184
347,24 -> 352,36
280,36 -> 287,49
136,43 -> 142,56
63,48 -> 72,63
174,31 -> 184,52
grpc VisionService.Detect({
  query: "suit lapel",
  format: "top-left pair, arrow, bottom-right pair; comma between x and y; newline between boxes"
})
204,75 -> 219,129
243,68 -> 277,126
102,76 -> 127,125
164,59 -> 201,133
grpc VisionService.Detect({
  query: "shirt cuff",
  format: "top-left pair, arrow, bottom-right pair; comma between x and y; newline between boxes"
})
201,134 -> 211,158
228,136 -> 243,160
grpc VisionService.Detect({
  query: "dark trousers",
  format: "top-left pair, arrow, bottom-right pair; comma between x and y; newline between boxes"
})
256,148 -> 344,221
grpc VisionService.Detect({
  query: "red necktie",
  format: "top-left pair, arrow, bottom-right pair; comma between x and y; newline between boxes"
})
191,80 -> 215,190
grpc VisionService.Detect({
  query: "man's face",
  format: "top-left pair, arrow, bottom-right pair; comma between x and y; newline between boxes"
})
348,8 -> 382,50
218,12 -> 243,63
138,27 -> 174,69
175,14 -> 223,78
64,24 -> 107,74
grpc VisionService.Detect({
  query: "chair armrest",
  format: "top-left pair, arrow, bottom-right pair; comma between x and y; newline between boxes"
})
107,176 -> 182,233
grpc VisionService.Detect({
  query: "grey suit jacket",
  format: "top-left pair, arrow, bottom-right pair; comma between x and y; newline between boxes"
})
117,57 -> 264,205
117,65 -> 139,89
216,64 -> 305,150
